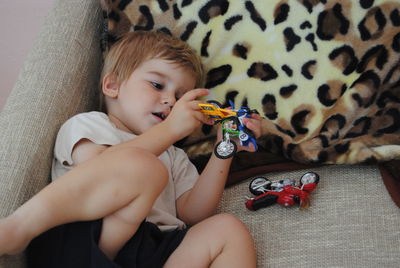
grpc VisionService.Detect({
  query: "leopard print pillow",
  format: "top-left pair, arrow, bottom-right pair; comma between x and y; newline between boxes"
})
100,0 -> 400,165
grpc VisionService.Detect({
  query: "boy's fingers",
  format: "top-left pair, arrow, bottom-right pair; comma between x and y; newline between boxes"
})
248,143 -> 257,152
180,88 -> 209,101
191,111 -> 208,125
251,113 -> 262,120
243,118 -> 262,138
189,100 -> 203,110
240,143 -> 256,153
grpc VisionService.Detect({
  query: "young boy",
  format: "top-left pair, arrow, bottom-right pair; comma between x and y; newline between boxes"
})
0,31 -> 261,267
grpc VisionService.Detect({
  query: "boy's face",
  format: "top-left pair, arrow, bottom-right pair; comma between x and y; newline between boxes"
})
105,58 -> 197,135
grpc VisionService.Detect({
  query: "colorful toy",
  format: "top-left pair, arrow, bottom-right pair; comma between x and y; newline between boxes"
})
198,100 -> 259,159
245,172 -> 320,211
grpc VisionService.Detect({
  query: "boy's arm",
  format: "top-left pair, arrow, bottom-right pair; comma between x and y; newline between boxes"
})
72,89 -> 210,164
177,114 -> 262,225
71,139 -> 109,165
176,153 -> 233,225
110,88 -> 210,157
70,121 -> 180,166
69,122 -> 180,166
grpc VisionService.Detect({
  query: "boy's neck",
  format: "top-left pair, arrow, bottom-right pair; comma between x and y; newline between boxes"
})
110,119 -> 179,157
107,114 -> 136,135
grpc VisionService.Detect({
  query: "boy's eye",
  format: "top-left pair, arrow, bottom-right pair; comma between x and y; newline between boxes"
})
151,81 -> 164,90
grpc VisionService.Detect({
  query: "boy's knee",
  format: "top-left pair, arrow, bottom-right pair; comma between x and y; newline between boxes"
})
213,213 -> 241,226
212,213 -> 252,238
108,147 -> 168,190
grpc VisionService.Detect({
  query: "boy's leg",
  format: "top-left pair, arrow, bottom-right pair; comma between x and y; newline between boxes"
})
164,213 -> 257,268
98,183 -> 167,259
0,147 -> 168,256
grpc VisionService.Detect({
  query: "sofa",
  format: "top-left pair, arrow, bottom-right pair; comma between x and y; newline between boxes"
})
0,0 -> 399,267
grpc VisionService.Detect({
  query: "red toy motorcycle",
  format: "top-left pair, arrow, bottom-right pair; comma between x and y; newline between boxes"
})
245,172 -> 320,211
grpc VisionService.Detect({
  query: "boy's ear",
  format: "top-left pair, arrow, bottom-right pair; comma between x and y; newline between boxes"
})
102,73 -> 119,98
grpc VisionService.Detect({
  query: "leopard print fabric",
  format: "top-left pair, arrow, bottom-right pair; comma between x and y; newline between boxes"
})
100,0 -> 400,165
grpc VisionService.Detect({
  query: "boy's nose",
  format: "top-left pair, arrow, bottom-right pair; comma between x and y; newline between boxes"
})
161,94 -> 176,106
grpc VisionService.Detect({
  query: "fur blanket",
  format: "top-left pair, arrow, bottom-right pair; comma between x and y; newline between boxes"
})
100,0 -> 400,175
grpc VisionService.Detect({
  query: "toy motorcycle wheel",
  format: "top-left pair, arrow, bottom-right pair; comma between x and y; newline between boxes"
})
214,140 -> 237,159
299,172 -> 320,185
249,177 -> 271,195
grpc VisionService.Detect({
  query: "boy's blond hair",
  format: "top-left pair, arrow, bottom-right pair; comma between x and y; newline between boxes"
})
101,30 -> 204,92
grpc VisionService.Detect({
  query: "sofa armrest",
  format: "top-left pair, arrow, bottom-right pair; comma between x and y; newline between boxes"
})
0,0 -> 103,266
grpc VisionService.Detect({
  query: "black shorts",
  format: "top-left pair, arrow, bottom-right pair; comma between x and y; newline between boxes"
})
26,219 -> 187,268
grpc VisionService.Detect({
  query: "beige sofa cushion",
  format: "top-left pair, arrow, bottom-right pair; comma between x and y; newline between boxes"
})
219,165 -> 400,267
0,0 -> 103,266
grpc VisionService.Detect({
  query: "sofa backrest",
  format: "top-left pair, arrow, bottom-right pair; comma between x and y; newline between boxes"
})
0,0 -> 103,266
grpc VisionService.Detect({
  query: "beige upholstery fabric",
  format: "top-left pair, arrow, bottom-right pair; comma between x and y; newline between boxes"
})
218,165 -> 400,267
0,0 -> 103,266
0,0 -> 399,267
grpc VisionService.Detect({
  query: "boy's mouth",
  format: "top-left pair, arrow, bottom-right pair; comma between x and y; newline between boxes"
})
152,112 -> 166,121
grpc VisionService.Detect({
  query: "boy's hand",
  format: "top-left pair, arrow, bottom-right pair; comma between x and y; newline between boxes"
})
239,113 -> 262,152
164,88 -> 213,140
215,113 -> 263,153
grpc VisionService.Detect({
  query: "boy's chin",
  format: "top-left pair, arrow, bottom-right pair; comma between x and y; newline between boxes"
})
137,123 -> 156,134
